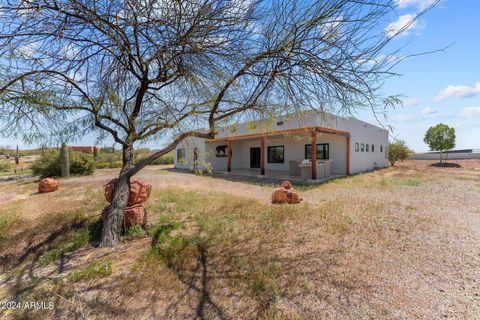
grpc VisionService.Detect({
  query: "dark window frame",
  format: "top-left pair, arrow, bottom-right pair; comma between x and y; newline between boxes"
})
355,143 -> 359,152
366,144 -> 369,152
372,144 -> 375,152
305,143 -> 330,160
267,146 -> 285,163
380,145 -> 383,153
177,148 -> 186,162
361,143 -> 365,152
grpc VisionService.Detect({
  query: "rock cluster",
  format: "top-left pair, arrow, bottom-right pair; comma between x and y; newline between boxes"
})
102,179 -> 152,228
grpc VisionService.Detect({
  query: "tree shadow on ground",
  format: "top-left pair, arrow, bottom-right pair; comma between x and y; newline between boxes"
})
429,162 -> 462,168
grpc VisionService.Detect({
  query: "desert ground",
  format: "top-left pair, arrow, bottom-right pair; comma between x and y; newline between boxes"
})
0,160 -> 479,319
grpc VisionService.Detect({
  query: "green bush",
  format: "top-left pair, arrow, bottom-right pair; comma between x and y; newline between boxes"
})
31,150 -> 95,178
135,151 -> 174,165
95,151 -> 123,169
0,160 -> 12,172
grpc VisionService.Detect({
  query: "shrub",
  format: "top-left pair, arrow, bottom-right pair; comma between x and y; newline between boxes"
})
135,151 -> 174,165
95,151 -> 123,169
388,140 -> 411,166
68,259 -> 112,282
31,150 -> 95,177
0,160 -> 12,172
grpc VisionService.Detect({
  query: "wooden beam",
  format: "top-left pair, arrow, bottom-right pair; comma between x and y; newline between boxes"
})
260,136 -> 265,176
311,131 -> 317,180
346,136 -> 350,176
227,139 -> 232,172
207,126 -> 350,142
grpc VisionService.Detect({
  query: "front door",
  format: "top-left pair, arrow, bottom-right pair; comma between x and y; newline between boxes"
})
250,147 -> 261,168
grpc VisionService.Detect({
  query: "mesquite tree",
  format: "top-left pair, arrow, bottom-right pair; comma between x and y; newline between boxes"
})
0,0 -> 438,246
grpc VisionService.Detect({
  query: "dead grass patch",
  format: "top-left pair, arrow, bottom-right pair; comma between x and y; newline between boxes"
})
1,164 -> 479,319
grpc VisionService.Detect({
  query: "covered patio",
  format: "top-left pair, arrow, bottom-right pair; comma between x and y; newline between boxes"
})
206,126 -> 351,182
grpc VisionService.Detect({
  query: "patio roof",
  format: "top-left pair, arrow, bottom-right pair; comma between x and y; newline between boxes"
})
207,126 -> 350,142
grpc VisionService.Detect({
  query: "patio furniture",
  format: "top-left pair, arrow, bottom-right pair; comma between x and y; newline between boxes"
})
289,160 -> 302,176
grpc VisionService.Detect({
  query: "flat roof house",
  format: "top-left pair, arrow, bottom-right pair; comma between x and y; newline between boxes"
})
174,111 -> 389,182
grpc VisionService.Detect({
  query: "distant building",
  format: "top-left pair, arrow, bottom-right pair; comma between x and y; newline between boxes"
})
69,146 -> 101,154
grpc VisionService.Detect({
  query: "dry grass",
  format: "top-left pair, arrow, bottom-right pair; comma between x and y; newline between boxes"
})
0,162 -> 479,319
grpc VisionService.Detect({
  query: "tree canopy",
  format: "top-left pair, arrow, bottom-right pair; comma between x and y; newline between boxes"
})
0,0 -> 439,246
388,140 -> 411,166
423,123 -> 456,164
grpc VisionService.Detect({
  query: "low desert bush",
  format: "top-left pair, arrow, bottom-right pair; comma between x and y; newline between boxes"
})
68,259 -> 112,282
0,160 -> 12,172
95,151 -> 123,168
134,151 -> 174,165
32,150 -> 95,177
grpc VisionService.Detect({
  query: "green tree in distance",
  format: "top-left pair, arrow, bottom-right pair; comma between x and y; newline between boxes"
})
388,140 -> 411,166
423,123 -> 456,165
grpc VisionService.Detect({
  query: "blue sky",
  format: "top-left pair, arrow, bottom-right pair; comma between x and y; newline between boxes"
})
356,0 -> 480,152
1,0 -> 479,152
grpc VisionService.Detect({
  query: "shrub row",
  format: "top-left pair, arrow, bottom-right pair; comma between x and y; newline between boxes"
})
31,150 -> 95,178
31,149 -> 174,177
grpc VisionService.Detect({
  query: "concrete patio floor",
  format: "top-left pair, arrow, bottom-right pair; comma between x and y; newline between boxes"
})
213,168 -> 345,184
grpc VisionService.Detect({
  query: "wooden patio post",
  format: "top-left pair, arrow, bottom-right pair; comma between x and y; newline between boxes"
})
227,139 -> 232,172
311,131 -> 317,180
260,136 -> 265,176
346,135 -> 350,175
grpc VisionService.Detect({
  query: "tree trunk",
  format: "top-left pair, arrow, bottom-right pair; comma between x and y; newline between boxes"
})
60,143 -> 70,178
99,144 -> 134,247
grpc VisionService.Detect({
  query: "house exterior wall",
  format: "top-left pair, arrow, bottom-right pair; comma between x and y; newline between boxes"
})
174,137 -> 206,170
173,111 -> 389,174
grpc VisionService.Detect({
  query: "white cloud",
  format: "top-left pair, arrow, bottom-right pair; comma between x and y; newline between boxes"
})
385,14 -> 420,38
395,0 -> 438,10
422,107 -> 437,114
428,112 -> 454,119
391,109 -> 453,123
403,97 -> 420,107
392,114 -> 419,122
460,107 -> 480,119
434,82 -> 480,102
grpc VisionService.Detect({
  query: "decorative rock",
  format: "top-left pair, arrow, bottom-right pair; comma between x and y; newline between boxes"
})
101,204 -> 147,228
272,181 -> 301,204
38,178 -> 59,193
104,179 -> 152,206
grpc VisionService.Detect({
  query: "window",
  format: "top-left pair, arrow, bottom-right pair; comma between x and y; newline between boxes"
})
361,143 -> 365,152
355,143 -> 359,152
305,143 -> 329,160
268,146 -> 284,163
372,144 -> 375,152
380,145 -> 383,153
177,148 -> 186,163
366,144 -> 369,152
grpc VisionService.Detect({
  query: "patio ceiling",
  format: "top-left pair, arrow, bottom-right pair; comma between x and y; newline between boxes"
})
207,126 -> 350,143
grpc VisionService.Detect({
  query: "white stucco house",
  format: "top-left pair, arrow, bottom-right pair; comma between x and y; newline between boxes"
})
174,111 -> 389,182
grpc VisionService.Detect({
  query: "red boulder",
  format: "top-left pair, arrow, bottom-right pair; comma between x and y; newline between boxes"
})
38,178 -> 59,193
272,181 -> 301,204
101,204 -> 147,228
104,179 -> 152,206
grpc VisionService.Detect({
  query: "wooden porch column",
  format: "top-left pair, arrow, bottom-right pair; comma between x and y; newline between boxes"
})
311,131 -> 317,180
260,136 -> 265,176
346,135 -> 350,175
227,139 -> 232,172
